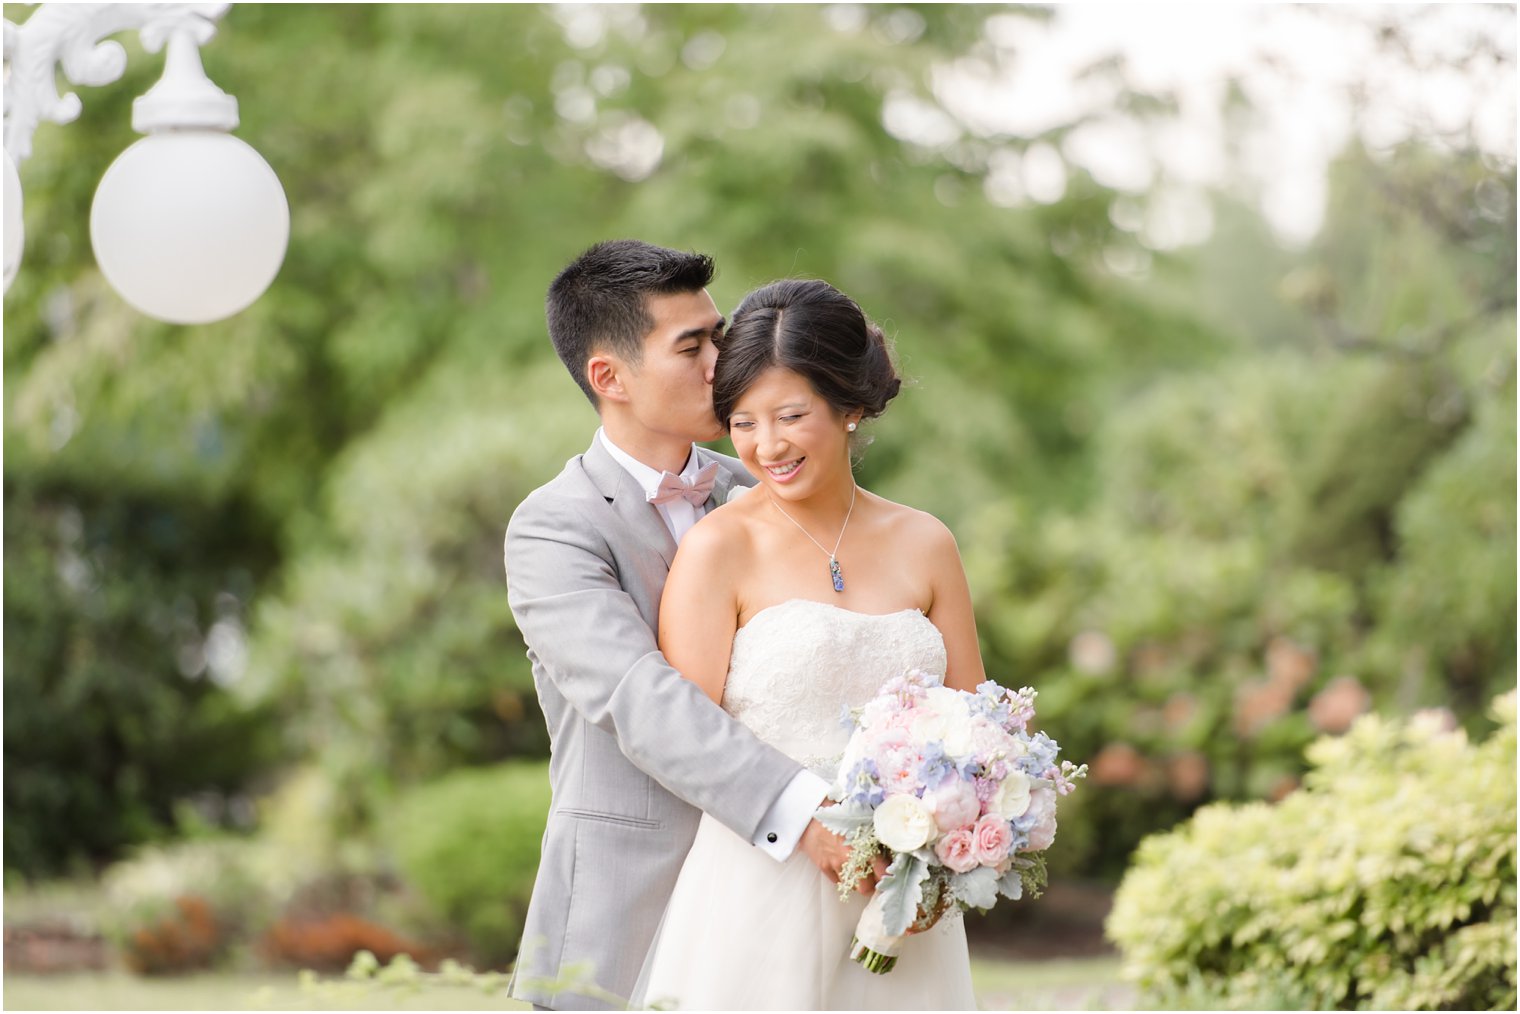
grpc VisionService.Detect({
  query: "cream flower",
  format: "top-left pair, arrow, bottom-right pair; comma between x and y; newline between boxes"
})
873,793 -> 937,852
987,770 -> 1032,821
912,687 -> 972,757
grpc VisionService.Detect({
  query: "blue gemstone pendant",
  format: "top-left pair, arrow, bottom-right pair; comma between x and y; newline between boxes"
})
830,557 -> 845,593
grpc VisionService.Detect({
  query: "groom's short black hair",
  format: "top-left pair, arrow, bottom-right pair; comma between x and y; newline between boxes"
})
546,240 -> 716,406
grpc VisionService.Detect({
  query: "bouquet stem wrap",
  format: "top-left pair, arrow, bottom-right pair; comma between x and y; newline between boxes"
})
849,892 -> 901,974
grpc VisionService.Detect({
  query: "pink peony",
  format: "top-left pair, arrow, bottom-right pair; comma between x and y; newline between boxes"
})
934,827 -> 980,873
1023,786 -> 1058,852
970,719 -> 1015,760
972,814 -> 1014,866
926,776 -> 981,833
877,744 -> 926,795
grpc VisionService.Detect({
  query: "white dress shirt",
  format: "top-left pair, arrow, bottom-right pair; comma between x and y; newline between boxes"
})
596,428 -> 830,861
597,428 -> 707,542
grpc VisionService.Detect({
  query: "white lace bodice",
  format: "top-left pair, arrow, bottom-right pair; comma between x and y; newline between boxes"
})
721,598 -> 948,777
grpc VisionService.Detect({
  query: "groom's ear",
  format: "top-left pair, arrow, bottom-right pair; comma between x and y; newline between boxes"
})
587,353 -> 630,404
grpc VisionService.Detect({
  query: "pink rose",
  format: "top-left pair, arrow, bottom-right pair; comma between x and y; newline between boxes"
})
934,827 -> 980,873
973,814 -> 1014,866
926,777 -> 981,833
1023,786 -> 1058,852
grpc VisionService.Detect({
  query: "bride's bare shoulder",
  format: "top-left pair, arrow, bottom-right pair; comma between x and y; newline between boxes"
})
863,491 -> 958,548
676,493 -> 765,560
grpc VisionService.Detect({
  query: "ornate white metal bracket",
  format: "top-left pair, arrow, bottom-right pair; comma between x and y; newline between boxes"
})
3,3 -> 231,164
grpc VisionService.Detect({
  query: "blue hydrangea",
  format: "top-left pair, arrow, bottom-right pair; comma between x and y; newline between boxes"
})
918,741 -> 958,786
843,757 -> 884,808
968,682 -> 1014,725
1023,731 -> 1059,773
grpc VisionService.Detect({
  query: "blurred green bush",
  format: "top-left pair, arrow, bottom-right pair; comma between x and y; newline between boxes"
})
965,145 -> 1516,877
381,760 -> 551,970
96,765 -> 453,974
3,486 -> 281,878
1106,691 -> 1517,1010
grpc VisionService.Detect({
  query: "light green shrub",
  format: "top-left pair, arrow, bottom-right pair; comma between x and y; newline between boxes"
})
1107,691 -> 1517,1010
381,760 -> 550,969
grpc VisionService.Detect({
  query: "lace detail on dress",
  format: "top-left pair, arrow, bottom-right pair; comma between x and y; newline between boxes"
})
721,599 -> 948,778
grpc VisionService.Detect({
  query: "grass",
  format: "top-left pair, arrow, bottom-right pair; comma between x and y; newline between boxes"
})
972,955 -> 1134,1011
2,956 -> 1133,1011
1,971 -> 516,1011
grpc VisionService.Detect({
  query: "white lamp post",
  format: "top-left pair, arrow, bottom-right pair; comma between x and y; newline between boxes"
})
3,3 -> 288,324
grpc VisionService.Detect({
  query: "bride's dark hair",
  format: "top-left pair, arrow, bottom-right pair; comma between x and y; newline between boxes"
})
713,279 -> 901,428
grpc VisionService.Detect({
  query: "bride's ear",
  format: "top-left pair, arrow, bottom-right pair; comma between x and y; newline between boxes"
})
845,409 -> 864,432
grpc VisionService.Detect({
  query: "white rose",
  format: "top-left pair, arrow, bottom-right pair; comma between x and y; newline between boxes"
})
940,711 -> 975,758
987,770 -> 1032,821
872,793 -> 937,852
910,707 -> 948,745
921,684 -> 955,703
920,689 -> 974,756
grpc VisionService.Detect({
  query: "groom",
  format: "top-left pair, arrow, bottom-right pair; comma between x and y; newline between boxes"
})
503,240 -> 848,1010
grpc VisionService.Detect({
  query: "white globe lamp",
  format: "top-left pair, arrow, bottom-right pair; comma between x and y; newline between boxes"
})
3,151 -> 22,292
88,26 -> 288,324
92,132 -> 288,325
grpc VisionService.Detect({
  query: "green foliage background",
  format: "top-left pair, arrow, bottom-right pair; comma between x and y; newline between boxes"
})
4,2 -> 1514,905
383,761 -> 551,969
1107,692 -> 1516,1010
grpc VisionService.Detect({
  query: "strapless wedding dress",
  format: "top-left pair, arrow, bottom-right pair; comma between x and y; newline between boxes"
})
637,599 -> 977,1011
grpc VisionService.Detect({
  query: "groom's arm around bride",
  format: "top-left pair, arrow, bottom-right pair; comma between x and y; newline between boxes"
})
503,241 -> 847,1011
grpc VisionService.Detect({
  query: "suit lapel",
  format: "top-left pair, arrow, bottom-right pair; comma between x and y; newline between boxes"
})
701,447 -> 736,511
581,437 -> 678,567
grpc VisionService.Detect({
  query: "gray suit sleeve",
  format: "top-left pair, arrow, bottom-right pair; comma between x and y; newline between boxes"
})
505,493 -> 802,841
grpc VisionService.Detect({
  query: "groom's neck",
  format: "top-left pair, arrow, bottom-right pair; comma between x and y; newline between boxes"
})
600,417 -> 694,475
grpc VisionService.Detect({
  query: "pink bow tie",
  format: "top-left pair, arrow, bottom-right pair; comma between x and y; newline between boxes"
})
648,462 -> 720,506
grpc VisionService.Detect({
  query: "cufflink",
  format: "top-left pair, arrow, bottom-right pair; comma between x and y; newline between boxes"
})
766,832 -> 778,843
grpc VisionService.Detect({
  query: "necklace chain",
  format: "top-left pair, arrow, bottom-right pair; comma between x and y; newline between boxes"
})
769,484 -> 857,592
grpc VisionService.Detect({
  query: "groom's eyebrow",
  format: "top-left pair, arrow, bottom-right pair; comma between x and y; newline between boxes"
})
674,317 -> 725,343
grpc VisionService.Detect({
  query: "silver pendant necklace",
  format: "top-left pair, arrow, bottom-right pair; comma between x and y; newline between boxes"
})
768,484 -> 857,593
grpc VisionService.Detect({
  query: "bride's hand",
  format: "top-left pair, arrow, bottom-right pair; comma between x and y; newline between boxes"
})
797,817 -> 851,885
905,895 -> 953,936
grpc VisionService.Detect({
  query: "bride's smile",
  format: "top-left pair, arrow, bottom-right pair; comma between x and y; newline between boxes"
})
763,456 -> 805,481
728,365 -> 860,506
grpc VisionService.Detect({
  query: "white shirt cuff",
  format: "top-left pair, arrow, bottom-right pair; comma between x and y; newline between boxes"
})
751,769 -> 832,861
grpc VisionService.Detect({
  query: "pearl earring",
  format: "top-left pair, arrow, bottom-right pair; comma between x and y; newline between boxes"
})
847,422 -> 858,432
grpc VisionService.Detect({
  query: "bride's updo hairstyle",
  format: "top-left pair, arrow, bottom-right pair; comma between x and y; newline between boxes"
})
713,279 -> 901,429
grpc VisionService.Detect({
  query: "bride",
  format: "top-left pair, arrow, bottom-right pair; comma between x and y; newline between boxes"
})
637,279 -> 980,1010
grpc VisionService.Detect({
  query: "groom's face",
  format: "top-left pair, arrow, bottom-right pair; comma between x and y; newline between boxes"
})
620,289 -> 727,444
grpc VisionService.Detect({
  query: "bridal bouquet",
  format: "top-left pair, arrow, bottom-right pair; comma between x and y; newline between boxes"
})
816,674 -> 1086,973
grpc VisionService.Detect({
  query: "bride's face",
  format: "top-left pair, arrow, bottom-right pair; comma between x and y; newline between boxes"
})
728,366 -> 860,501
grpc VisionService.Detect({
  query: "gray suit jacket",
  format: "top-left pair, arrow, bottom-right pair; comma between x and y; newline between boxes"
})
503,437 -> 803,1010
